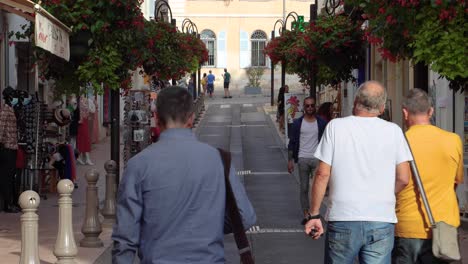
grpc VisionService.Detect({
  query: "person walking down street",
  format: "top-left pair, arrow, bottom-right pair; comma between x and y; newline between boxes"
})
304,81 -> 412,264
277,85 -> 289,133
393,88 -> 464,264
201,72 -> 208,95
222,68 -> 232,99
112,86 -> 256,264
287,96 -> 327,223
207,70 -> 215,98
188,73 -> 196,98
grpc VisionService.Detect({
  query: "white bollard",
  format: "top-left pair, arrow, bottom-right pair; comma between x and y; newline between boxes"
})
19,190 -> 40,264
102,160 -> 117,221
54,179 -> 78,264
80,169 -> 103,247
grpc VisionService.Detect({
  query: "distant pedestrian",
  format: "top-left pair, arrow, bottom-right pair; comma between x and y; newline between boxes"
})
112,86 -> 256,264
201,72 -> 208,95
207,70 -> 215,98
317,102 -> 333,123
287,96 -> 327,223
277,85 -> 289,133
187,73 -> 195,98
393,88 -> 464,263
304,81 -> 412,264
222,68 -> 232,98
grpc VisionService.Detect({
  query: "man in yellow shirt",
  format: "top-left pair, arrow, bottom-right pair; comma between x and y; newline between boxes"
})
393,88 -> 464,263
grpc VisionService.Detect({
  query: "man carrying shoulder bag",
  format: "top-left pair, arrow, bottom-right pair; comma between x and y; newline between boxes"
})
393,88 -> 464,263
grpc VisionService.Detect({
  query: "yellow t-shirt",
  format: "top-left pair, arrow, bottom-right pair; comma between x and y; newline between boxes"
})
395,125 -> 464,239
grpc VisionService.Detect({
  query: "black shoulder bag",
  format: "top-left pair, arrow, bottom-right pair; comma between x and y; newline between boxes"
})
217,148 -> 255,264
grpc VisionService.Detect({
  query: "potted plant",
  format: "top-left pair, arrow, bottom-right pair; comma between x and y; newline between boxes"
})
244,67 -> 265,94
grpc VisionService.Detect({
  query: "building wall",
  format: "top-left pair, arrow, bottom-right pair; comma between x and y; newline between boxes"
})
163,0 -> 322,91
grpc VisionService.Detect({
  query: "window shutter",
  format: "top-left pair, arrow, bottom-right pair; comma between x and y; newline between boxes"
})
217,31 -> 227,68
266,32 -> 271,68
239,30 -> 250,68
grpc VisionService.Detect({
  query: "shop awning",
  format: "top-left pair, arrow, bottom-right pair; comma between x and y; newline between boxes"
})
0,0 -> 71,61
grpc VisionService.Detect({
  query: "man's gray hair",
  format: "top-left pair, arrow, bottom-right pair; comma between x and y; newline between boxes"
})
354,81 -> 387,114
402,88 -> 432,114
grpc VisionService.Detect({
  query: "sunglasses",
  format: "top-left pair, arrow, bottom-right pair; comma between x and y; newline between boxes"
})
304,104 -> 316,108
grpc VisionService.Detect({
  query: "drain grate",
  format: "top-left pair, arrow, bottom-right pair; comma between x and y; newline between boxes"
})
247,226 -> 304,234
237,170 -> 251,176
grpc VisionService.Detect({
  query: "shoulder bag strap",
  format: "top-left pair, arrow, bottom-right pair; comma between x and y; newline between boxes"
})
217,148 -> 255,264
404,134 -> 436,226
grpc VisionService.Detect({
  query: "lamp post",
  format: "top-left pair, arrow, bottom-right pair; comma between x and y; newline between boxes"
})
181,18 -> 199,100
309,2 -> 318,98
270,19 -> 283,106
155,0 -> 176,85
281,12 -> 299,89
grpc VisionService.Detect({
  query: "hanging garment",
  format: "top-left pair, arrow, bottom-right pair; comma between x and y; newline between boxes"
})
77,117 -> 91,153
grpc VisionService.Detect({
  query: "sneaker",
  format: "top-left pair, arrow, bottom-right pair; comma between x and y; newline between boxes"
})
76,157 -> 85,165
228,96 -> 232,98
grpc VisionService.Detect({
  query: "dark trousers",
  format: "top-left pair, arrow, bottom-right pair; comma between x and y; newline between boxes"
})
392,237 -> 449,264
0,148 -> 17,210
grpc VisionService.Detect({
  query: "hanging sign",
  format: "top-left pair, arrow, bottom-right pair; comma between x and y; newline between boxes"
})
35,12 -> 70,61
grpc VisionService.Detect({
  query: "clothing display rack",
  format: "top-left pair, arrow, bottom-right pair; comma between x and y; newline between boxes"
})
123,90 -> 152,167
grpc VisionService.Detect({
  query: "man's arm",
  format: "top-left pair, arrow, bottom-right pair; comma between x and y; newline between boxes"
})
395,161 -> 410,193
228,165 -> 256,230
309,161 -> 331,215
304,161 -> 331,239
112,161 -> 143,264
287,122 -> 297,173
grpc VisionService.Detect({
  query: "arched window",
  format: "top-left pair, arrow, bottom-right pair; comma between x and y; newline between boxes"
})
251,30 -> 267,67
201,29 -> 216,67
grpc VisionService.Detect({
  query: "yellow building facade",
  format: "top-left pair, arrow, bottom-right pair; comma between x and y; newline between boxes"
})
140,0 -> 319,92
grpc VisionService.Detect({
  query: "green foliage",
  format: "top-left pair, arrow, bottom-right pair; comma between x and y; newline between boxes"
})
77,45 -> 122,93
410,4 -> 467,86
345,0 -> 467,91
245,67 -> 265,87
265,14 -> 365,87
7,0 -> 208,98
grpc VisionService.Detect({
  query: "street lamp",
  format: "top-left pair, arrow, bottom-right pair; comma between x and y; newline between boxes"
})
309,2 -> 318,98
181,18 -> 200,100
155,0 -> 177,85
281,12 -> 299,89
155,0 -> 176,26
270,19 -> 283,106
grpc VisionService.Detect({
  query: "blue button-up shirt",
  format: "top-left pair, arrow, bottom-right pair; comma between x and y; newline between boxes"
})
112,128 -> 256,264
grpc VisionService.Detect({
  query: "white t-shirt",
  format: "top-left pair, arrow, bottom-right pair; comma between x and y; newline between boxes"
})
298,119 -> 319,159
314,116 -> 412,223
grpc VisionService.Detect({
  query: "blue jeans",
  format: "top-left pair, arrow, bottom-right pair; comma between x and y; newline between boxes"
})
325,221 -> 394,264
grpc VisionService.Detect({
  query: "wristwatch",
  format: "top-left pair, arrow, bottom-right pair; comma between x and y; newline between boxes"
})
305,213 -> 321,221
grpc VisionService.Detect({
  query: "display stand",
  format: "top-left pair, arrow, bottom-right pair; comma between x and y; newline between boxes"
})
123,90 -> 152,167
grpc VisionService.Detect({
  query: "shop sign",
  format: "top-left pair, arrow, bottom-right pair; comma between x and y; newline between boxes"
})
35,12 -> 70,61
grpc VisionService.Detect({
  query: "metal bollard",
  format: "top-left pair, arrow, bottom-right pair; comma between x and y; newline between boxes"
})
102,160 -> 117,221
19,190 -> 40,264
80,169 -> 103,247
54,179 -> 78,263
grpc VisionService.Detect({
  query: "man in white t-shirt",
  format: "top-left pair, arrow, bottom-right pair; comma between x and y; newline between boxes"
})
287,97 -> 327,224
303,81 -> 412,263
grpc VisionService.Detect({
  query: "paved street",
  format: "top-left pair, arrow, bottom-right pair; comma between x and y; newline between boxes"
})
197,95 -> 325,263
1,92 -> 467,263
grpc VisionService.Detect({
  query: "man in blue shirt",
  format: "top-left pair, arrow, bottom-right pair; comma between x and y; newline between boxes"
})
112,86 -> 256,264
207,70 -> 215,98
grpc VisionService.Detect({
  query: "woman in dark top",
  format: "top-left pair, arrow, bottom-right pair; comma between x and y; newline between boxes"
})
317,102 -> 333,123
277,85 -> 288,132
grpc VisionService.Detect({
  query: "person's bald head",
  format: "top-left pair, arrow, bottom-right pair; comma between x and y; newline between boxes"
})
354,81 -> 387,115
